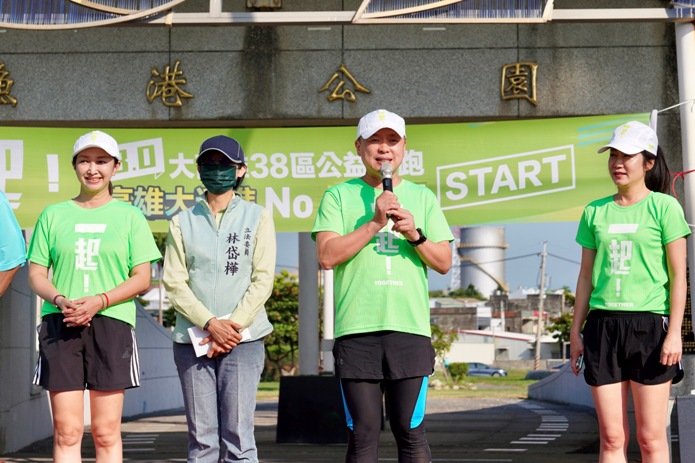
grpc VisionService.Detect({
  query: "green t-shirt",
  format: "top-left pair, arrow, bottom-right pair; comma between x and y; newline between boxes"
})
27,200 -> 161,326
312,178 -> 453,338
575,192 -> 691,314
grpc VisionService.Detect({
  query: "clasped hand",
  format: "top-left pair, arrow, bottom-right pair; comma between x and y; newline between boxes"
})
61,295 -> 102,327
203,318 -> 244,358
374,191 -> 419,242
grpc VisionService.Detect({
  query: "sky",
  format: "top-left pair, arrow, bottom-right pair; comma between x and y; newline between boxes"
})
275,221 -> 583,293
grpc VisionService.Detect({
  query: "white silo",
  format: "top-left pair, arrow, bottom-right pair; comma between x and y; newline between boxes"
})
458,226 -> 508,298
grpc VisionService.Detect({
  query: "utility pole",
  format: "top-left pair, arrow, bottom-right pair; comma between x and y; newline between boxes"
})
500,297 -> 506,332
534,241 -> 547,371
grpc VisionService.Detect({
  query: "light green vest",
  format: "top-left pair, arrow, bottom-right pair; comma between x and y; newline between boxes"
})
171,196 -> 273,343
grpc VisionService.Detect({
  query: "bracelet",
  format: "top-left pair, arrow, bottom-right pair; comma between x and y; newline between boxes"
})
101,292 -> 110,308
98,293 -> 107,310
52,294 -> 65,307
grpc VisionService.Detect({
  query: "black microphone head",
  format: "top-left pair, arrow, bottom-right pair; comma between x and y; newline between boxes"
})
380,162 -> 393,179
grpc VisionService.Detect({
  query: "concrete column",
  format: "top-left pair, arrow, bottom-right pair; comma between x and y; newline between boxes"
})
298,232 -> 319,375
673,22 -> 695,461
676,22 -> 695,303
321,269 -> 335,373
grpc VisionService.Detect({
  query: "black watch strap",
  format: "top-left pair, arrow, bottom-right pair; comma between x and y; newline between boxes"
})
407,228 -> 427,247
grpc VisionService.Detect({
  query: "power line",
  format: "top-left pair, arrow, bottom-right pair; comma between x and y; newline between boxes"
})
276,263 -> 299,270
458,253 -> 537,266
547,253 -> 580,265
458,252 -> 580,267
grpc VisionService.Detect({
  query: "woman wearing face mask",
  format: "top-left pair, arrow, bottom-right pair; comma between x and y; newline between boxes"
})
163,135 -> 276,463
27,130 -> 161,462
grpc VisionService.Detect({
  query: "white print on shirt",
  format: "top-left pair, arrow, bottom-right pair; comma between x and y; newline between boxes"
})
374,280 -> 404,286
376,230 -> 400,255
376,219 -> 401,276
376,231 -> 400,276
607,223 -> 638,299
609,240 -> 632,297
75,238 -> 100,271
74,224 -> 107,293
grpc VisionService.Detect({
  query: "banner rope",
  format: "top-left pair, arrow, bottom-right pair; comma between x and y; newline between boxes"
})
671,169 -> 695,199
650,99 -> 695,228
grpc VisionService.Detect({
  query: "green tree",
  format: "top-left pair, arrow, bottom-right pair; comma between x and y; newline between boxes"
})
548,311 -> 573,361
430,324 -> 459,382
447,283 -> 487,301
447,362 -> 468,385
263,270 -> 299,381
162,305 -> 177,328
152,232 -> 167,256
562,285 -> 575,308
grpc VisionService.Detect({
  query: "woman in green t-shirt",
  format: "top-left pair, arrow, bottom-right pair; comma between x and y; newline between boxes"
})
569,121 -> 690,463
27,131 -> 161,463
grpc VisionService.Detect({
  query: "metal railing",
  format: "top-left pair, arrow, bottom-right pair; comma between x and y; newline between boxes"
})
0,0 -> 693,29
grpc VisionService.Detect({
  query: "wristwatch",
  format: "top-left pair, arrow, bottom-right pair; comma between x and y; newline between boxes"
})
407,228 -> 427,247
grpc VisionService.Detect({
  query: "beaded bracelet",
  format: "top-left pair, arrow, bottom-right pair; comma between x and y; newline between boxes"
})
52,294 -> 65,307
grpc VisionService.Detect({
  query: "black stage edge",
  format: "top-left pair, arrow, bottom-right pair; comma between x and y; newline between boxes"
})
675,395 -> 695,462
276,375 -> 347,444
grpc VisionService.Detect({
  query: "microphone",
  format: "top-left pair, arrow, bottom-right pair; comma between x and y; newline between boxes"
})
380,162 -> 393,192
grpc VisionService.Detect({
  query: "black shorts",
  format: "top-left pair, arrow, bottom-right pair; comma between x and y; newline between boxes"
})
333,331 -> 435,380
582,310 -> 683,387
34,313 -> 140,391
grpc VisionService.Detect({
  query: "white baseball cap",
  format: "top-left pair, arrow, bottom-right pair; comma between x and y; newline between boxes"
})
597,121 -> 658,156
72,130 -> 122,161
357,109 -> 406,140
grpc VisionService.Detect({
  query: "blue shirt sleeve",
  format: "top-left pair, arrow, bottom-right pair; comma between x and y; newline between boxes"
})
0,191 -> 26,271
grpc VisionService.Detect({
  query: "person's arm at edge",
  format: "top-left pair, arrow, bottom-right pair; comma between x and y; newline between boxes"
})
0,195 -> 27,298
0,266 -> 20,297
228,209 -> 277,328
570,246 -> 595,376
661,236 -> 687,366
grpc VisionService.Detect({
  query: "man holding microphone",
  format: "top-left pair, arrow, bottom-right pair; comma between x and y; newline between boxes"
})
312,109 -> 453,463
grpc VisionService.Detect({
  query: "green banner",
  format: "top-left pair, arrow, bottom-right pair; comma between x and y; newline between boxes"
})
0,113 -> 645,233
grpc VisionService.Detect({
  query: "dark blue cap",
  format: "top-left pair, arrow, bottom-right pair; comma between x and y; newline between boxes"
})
196,135 -> 244,164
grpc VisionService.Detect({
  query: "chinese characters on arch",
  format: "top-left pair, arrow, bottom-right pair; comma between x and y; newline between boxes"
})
0,59 -> 539,109
146,60 -> 193,108
319,64 -> 371,103
501,62 -> 538,106
0,63 -> 17,107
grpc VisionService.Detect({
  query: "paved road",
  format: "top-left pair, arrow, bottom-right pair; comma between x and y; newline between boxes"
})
0,397 -> 623,463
